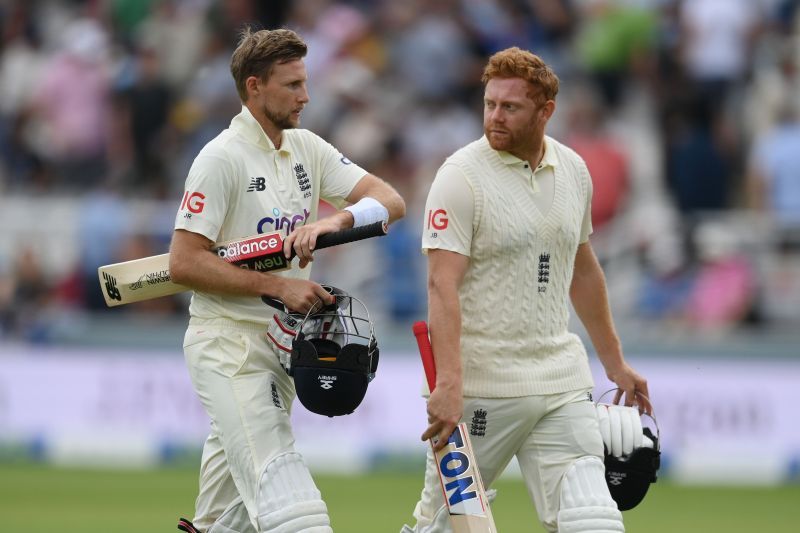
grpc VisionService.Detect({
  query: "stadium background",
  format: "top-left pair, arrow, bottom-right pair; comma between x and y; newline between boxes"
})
1,0 -> 799,531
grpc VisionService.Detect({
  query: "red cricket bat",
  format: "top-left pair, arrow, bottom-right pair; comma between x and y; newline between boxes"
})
412,321 -> 497,533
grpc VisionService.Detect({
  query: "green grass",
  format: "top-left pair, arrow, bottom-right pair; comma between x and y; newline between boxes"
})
0,462 -> 798,532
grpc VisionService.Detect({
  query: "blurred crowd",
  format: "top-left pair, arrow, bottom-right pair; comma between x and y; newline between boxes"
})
1,0 -> 800,343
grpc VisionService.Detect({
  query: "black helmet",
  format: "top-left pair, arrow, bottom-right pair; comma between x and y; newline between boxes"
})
596,390 -> 661,511
266,285 -> 378,417
604,426 -> 661,510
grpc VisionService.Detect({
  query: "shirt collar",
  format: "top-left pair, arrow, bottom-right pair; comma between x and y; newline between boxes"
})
495,136 -> 558,170
230,105 -> 292,154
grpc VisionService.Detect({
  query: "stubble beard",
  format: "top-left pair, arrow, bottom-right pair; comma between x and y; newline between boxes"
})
486,122 -> 541,159
485,127 -> 515,152
264,104 -> 298,131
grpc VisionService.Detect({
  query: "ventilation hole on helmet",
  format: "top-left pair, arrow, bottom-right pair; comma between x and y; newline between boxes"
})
309,338 -> 341,360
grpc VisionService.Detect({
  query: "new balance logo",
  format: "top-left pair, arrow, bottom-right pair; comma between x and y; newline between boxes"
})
102,272 -> 122,301
247,177 -> 266,192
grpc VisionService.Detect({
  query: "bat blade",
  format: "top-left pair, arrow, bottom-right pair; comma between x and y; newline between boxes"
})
99,252 -> 185,307
412,321 -> 497,533
98,221 -> 387,307
434,423 -> 496,532
98,231 -> 288,307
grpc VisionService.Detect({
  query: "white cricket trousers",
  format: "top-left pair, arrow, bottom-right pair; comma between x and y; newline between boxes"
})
411,389 -> 605,532
183,318 -> 310,532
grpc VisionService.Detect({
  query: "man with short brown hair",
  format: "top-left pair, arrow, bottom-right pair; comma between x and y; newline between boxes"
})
171,27 -> 405,533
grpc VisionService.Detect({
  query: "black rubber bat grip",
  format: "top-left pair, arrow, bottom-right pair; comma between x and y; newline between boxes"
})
261,221 -> 388,311
312,220 -> 388,251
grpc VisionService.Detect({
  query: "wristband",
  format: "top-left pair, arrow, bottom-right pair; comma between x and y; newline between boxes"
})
344,197 -> 389,228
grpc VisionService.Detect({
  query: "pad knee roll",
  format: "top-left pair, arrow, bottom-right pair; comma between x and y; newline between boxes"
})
557,457 -> 624,533
256,452 -> 331,533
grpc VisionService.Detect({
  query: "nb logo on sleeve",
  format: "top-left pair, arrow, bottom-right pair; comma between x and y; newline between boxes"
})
247,177 -> 266,192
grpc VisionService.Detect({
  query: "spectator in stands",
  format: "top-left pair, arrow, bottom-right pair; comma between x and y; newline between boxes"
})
663,97 -> 732,215
564,86 -> 629,231
115,42 -> 174,196
678,0 -> 763,116
27,18 -> 112,189
0,1 -> 45,190
685,221 -> 757,330
747,102 -> 800,244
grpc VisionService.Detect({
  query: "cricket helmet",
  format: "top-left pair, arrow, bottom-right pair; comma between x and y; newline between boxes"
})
266,285 -> 379,417
603,426 -> 660,510
596,391 -> 661,511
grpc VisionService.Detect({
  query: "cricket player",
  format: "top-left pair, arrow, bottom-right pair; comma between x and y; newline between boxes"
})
169,28 -> 404,533
403,48 -> 651,533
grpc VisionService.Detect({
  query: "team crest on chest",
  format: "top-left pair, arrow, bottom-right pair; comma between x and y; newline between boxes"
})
538,253 -> 550,293
294,163 -> 311,198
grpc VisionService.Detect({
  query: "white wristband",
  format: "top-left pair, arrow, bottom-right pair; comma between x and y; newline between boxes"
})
344,197 -> 389,227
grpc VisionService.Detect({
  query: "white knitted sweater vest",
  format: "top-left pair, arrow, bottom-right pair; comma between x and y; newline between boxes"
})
451,136 -> 595,397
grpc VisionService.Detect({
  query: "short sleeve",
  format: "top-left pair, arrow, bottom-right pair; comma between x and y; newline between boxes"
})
316,136 -> 368,209
421,163 -> 474,256
579,163 -> 594,243
174,153 -> 234,242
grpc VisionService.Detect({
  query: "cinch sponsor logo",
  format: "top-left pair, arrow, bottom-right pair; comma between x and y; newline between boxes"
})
216,235 -> 283,262
258,208 -> 311,236
438,426 -> 479,510
427,209 -> 448,230
180,191 -> 206,213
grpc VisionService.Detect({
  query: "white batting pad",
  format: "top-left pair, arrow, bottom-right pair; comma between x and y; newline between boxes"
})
257,452 -> 331,533
558,457 -> 624,532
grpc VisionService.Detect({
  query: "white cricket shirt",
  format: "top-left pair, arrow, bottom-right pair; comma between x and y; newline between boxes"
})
175,105 -> 366,324
421,135 -> 595,397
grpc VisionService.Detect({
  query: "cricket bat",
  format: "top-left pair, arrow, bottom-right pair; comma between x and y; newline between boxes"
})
98,221 -> 387,307
412,321 -> 497,533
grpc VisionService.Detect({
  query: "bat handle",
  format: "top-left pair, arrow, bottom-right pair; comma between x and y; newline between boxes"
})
311,220 -> 388,253
412,321 -> 437,392
261,296 -> 285,311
